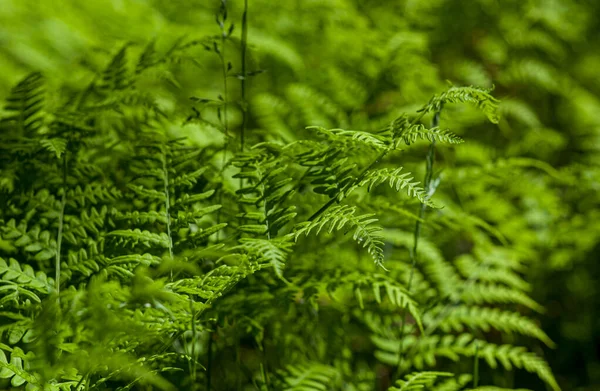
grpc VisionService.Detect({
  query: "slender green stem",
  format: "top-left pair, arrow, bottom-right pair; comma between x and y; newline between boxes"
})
395,107 -> 442,379
240,0 -> 248,153
161,147 -> 175,283
206,331 -> 213,391
55,150 -> 68,299
220,17 -> 230,162
162,149 -> 173,261
236,342 -> 242,391
238,0 -> 249,226
260,339 -> 270,391
189,296 -> 197,384
474,341 -> 480,388
261,363 -> 270,391
216,0 -> 230,241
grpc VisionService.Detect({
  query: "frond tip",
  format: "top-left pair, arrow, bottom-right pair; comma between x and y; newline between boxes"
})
294,205 -> 386,268
389,371 -> 453,391
420,85 -> 500,124
349,167 -> 438,208
276,362 -> 340,391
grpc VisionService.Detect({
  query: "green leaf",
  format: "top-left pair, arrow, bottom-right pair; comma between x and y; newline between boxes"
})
40,138 -> 67,159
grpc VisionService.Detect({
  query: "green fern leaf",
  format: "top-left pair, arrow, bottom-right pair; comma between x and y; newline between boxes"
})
420,86 -> 500,124
388,371 -> 453,391
294,205 -> 385,267
0,72 -> 46,134
278,362 -> 340,391
39,138 -> 67,159
350,167 -> 437,207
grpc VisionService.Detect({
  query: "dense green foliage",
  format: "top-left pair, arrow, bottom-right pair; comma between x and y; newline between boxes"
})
1,0 -> 599,390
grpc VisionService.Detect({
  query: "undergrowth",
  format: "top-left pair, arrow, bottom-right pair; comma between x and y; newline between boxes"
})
1,0 -> 599,390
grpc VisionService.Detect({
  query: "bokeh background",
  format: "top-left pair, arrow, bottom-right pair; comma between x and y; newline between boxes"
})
1,0 -> 599,389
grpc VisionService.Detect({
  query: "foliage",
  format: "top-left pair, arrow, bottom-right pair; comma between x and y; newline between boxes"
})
1,0 -> 599,390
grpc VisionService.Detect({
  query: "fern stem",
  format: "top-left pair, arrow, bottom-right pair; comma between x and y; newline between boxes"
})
207,331 -> 213,391
220,1 -> 230,163
395,107 -> 442,379
261,362 -> 270,391
162,150 -> 174,261
216,0 -> 230,241
474,340 -> 480,387
238,0 -> 249,226
55,149 -> 68,299
260,339 -> 271,391
190,295 -> 197,384
240,0 -> 248,152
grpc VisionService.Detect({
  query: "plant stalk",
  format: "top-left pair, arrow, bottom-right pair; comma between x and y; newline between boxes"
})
395,107 -> 442,379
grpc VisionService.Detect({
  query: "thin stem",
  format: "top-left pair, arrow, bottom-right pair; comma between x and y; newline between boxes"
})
240,0 -> 248,152
236,342 -> 242,391
161,148 -> 174,283
206,331 -> 213,391
189,296 -> 197,384
55,150 -> 68,299
261,363 -> 270,391
238,0 -> 249,226
220,21 -> 230,164
216,1 -> 230,241
162,150 -> 174,260
473,341 -> 480,388
260,339 -> 270,391
395,107 -> 442,379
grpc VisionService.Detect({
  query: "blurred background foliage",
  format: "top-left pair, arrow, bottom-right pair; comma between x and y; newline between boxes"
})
1,0 -> 599,389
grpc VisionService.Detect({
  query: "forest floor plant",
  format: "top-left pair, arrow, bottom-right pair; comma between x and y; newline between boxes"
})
0,1 -> 580,391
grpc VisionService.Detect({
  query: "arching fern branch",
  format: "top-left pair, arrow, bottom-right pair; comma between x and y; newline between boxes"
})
392,119 -> 464,147
305,85 -> 499,223
232,237 -> 294,280
306,125 -> 390,150
274,362 -> 340,391
388,371 -> 453,391
293,205 -> 385,268
347,167 -> 438,208
418,85 -> 500,124
0,72 -> 46,135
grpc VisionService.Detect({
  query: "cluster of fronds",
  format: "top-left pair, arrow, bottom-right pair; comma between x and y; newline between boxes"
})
1,0 -> 599,390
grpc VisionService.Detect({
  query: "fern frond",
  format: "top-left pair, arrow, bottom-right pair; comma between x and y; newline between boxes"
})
373,334 -> 559,391
99,45 -> 133,92
294,205 -> 385,267
0,258 -> 51,294
428,305 -> 555,347
398,126 -> 464,146
233,237 -> 294,279
349,167 -> 437,207
431,374 -> 472,391
107,229 -> 171,249
459,283 -> 545,313
351,273 -> 423,332
0,347 -> 39,388
39,138 -> 67,159
388,371 -> 453,391
277,362 -> 340,391
455,254 -> 529,291
116,211 -> 168,225
0,72 -> 46,135
465,387 -> 532,391
388,115 -> 463,146
420,86 -> 500,124
307,125 -> 389,150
